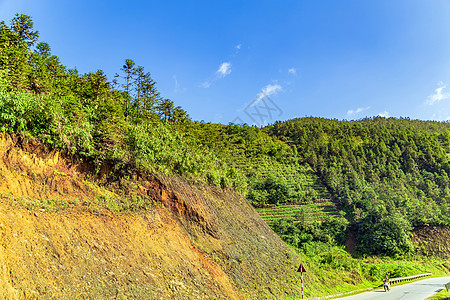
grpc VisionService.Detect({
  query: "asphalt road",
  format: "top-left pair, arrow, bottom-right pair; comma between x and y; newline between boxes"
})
336,276 -> 450,300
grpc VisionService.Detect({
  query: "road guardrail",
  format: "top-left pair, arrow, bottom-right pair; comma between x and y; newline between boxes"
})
445,281 -> 450,291
388,272 -> 433,285
308,273 -> 434,299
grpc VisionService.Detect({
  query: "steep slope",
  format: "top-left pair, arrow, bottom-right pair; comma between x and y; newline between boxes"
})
411,226 -> 450,259
0,133 -> 301,299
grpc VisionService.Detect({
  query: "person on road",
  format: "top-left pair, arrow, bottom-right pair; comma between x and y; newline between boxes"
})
383,275 -> 390,292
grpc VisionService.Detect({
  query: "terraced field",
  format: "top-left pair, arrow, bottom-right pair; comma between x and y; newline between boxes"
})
255,201 -> 341,224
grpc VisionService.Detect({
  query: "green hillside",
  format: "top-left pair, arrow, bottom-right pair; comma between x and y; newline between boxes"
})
267,118 -> 450,255
255,202 -> 341,224
1,14 -> 449,261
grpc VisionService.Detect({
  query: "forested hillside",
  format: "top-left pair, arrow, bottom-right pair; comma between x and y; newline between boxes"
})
1,14 -> 449,261
0,14 -> 246,189
267,118 -> 450,254
183,118 -> 449,256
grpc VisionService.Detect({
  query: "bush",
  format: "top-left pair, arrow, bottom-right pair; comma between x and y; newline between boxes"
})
0,91 -> 39,132
247,174 -> 290,205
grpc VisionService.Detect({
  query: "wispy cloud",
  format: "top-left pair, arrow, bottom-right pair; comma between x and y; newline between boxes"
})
347,106 -> 370,117
426,82 -> 450,105
200,62 -> 232,88
173,75 -> 186,93
255,84 -> 282,102
199,81 -> 211,88
237,83 -> 283,126
378,110 -> 390,118
232,44 -> 242,57
430,113 -> 450,121
288,68 -> 296,75
216,62 -> 232,77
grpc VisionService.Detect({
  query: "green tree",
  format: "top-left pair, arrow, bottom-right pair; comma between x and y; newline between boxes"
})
10,13 -> 39,47
120,58 -> 135,96
157,98 -> 174,121
134,65 -> 160,116
0,19 -> 31,90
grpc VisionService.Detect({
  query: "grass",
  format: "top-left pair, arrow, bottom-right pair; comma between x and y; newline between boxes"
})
0,183 -> 157,214
426,287 -> 450,300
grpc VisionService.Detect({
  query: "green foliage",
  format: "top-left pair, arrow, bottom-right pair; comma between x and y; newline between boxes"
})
184,122 -> 322,203
318,248 -> 358,272
0,91 -> 36,132
267,117 -> 450,255
10,13 -> 39,47
1,14 -> 449,259
113,59 -> 190,123
357,212 -> 414,256
0,21 -> 31,91
0,14 -> 236,191
248,174 -> 290,205
271,214 -> 349,251
126,122 -> 230,179
179,117 -> 450,257
362,260 -> 425,279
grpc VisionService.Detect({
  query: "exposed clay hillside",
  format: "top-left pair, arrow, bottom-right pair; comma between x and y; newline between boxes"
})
0,133 -> 301,299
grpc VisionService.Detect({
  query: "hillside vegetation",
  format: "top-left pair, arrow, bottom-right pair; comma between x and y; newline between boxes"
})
267,118 -> 450,255
0,133 -> 303,299
0,132 -> 447,299
0,14 -> 245,190
2,13 -> 450,257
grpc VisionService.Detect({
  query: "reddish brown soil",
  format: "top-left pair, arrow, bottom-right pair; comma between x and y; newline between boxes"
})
0,133 -> 302,299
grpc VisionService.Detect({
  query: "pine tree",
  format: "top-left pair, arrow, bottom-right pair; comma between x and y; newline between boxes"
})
10,14 -> 39,47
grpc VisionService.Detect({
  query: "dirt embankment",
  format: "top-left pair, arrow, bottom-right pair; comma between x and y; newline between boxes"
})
411,226 -> 450,259
0,133 -> 301,299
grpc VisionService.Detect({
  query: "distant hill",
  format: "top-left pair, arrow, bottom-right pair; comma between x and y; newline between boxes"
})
266,117 -> 450,255
185,118 -> 450,256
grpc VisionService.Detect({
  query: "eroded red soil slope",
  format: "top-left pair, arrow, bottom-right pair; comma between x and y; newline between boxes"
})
0,134 -> 301,299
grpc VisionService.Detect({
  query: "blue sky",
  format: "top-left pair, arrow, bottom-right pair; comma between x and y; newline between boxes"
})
1,0 -> 450,124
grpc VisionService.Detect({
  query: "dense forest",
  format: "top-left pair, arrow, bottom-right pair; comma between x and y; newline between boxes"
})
267,118 -> 450,255
1,14 -> 449,258
186,119 -> 450,256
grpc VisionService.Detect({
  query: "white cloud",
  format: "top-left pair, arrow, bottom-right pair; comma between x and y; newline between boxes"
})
200,62 -> 232,88
199,81 -> 211,88
173,75 -> 186,93
288,68 -> 296,75
216,62 -> 232,77
347,106 -> 370,116
426,82 -> 450,105
233,44 -> 242,57
378,110 -> 390,118
255,84 -> 282,102
173,75 -> 180,91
